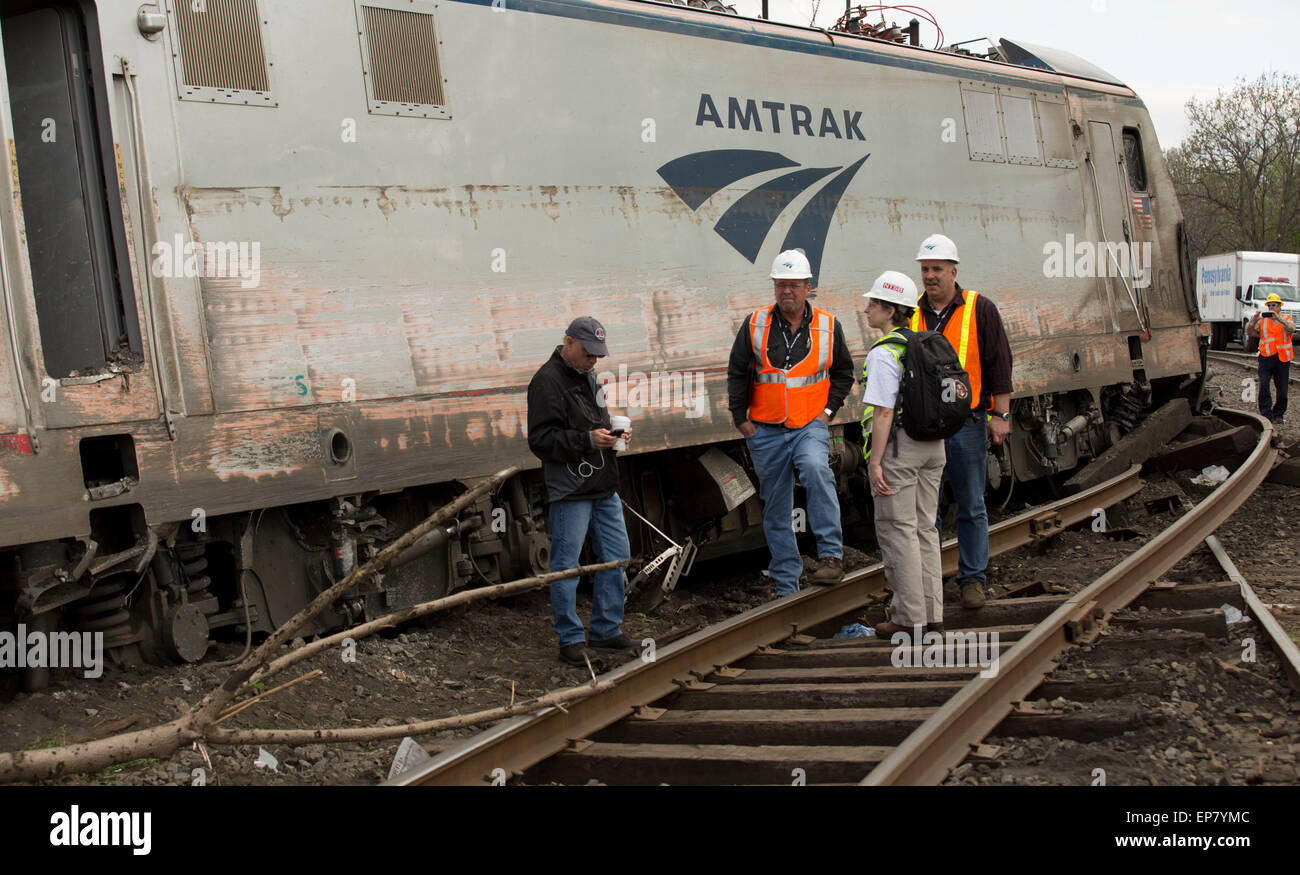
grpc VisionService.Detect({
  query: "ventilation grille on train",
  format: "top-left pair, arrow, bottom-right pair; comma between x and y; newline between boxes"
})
357,2 -> 450,118
170,0 -> 275,105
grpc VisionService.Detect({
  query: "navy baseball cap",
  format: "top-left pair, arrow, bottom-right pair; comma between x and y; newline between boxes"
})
566,316 -> 608,356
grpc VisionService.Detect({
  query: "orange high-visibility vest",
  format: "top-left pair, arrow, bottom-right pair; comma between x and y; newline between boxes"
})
1258,315 -> 1294,363
912,290 -> 983,410
748,305 -> 835,428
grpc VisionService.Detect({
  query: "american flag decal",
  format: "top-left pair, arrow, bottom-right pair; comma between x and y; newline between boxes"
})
1132,195 -> 1154,229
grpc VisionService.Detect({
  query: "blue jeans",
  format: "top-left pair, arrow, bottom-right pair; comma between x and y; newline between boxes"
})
1259,355 -> 1290,420
548,493 -> 631,646
746,419 -> 843,596
939,413 -> 989,586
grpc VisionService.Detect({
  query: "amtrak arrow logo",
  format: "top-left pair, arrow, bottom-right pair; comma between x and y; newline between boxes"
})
657,149 -> 869,287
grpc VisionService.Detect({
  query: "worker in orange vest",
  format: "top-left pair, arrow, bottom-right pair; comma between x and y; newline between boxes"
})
727,250 -> 856,596
910,234 -> 1014,610
1246,293 -> 1295,424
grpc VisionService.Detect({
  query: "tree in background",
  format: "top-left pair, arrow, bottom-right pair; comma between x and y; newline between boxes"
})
1166,71 -> 1300,263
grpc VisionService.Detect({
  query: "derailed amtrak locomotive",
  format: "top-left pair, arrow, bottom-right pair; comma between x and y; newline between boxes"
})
0,0 -> 1203,684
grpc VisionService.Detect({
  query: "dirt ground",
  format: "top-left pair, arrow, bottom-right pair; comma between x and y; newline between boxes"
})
2,363 -> 1297,786
0,547 -> 872,786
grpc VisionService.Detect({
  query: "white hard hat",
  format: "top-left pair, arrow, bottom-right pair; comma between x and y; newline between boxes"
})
770,249 -> 812,280
915,233 -> 960,263
864,270 -> 918,308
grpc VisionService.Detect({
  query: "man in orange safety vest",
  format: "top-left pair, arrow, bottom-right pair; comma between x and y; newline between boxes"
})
1246,293 -> 1295,424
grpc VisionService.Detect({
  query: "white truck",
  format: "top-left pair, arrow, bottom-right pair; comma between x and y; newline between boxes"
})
1197,251 -> 1300,350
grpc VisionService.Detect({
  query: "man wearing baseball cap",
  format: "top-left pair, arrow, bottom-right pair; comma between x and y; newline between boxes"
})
1246,294 -> 1295,423
527,317 -> 633,665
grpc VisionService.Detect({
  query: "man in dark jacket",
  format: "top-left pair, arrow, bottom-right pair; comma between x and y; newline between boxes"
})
527,317 -> 634,666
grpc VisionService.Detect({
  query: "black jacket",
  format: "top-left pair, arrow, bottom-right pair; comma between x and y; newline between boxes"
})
527,347 -> 618,503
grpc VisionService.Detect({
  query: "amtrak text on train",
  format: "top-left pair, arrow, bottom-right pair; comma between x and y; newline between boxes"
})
696,94 -> 867,140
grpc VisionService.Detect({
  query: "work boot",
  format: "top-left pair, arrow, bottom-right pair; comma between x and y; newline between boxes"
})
589,632 -> 634,651
874,620 -> 917,638
810,556 -> 844,586
558,642 -> 594,666
960,581 -> 986,610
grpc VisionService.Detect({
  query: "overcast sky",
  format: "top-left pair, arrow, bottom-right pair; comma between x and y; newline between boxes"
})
727,0 -> 1298,149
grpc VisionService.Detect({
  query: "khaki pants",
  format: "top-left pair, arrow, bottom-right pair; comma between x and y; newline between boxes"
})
873,429 -> 945,627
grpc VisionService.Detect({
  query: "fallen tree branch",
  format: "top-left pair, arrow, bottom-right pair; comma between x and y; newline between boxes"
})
191,465 -> 523,726
0,466 -> 519,785
0,718 -> 202,784
250,559 -> 628,685
215,670 -> 323,725
204,679 -> 614,746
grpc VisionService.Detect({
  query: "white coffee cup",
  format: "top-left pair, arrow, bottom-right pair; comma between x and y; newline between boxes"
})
610,415 -> 631,451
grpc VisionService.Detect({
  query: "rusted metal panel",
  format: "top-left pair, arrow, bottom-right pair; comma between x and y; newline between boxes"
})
0,0 -> 1203,549
41,371 -> 160,429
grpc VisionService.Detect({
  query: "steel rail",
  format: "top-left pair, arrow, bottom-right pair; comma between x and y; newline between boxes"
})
863,408 -> 1275,786
390,464 -> 1143,786
1207,351 -> 1300,385
1205,534 -> 1300,693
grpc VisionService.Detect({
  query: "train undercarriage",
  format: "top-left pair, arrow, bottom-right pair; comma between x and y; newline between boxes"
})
1,361 -> 1207,691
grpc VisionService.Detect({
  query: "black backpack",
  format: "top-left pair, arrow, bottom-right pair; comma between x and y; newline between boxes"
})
891,327 -> 972,441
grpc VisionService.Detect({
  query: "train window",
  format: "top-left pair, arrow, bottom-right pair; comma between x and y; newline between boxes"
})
355,0 -> 450,119
961,88 -> 1004,162
169,0 -> 276,106
2,1 -> 142,378
1001,95 -> 1041,165
1123,127 -> 1148,192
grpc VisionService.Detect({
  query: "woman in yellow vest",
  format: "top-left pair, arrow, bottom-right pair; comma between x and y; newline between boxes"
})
1247,294 -> 1295,424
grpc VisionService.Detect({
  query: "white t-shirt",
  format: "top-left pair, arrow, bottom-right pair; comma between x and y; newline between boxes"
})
862,345 -> 902,408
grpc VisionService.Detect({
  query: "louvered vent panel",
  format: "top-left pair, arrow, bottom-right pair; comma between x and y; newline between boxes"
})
173,0 -> 270,92
362,5 -> 445,106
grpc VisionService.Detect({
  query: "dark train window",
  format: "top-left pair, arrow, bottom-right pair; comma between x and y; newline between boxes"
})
2,1 -> 141,378
1123,127 -> 1148,192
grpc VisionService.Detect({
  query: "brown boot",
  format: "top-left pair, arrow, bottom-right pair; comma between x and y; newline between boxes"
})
874,620 -> 919,638
960,581 -> 986,610
810,556 -> 844,586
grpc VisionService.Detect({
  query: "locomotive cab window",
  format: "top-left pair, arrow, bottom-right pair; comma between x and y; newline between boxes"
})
1123,127 -> 1148,192
1,0 -> 142,378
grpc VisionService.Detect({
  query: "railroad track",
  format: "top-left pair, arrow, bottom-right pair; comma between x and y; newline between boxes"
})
1207,350 -> 1300,386
390,409 -> 1282,786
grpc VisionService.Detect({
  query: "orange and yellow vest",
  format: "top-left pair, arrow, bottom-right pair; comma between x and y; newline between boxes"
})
1259,315 -> 1294,363
748,305 -> 835,428
911,290 -> 983,410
